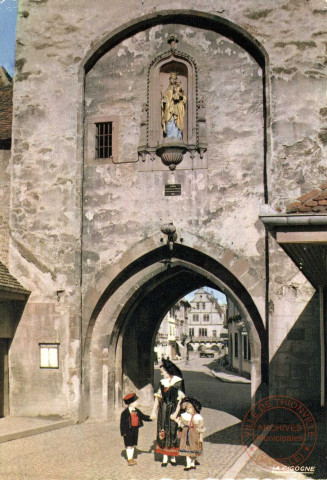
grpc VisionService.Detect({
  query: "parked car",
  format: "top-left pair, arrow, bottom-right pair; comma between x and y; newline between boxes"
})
200,351 -> 214,358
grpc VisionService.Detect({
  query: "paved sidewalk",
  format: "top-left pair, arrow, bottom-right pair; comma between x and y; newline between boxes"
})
171,356 -> 251,384
211,369 -> 251,384
0,416 -> 73,443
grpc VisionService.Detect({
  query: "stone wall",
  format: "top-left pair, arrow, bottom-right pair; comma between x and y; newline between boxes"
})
0,150 -> 10,265
9,0 -> 326,417
83,21 -> 265,305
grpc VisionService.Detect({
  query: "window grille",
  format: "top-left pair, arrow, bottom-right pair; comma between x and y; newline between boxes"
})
96,122 -> 113,158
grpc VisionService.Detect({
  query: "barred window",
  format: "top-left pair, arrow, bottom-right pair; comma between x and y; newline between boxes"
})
96,122 -> 113,158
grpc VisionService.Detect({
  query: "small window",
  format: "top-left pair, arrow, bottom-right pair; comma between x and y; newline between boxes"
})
193,314 -> 199,322
39,343 -> 59,369
199,328 -> 207,337
189,328 -> 194,336
203,314 -> 209,322
96,122 -> 113,158
213,330 -> 217,337
86,115 -> 118,165
196,303 -> 200,309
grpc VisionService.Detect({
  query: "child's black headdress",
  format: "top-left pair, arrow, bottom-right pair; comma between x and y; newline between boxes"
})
181,396 -> 202,413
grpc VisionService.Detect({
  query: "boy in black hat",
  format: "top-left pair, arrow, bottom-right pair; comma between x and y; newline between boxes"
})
120,393 -> 152,466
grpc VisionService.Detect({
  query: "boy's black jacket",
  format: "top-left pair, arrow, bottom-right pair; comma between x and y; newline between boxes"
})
120,407 -> 152,436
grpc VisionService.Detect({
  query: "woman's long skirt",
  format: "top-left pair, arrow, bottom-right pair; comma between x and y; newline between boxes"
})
155,401 -> 180,457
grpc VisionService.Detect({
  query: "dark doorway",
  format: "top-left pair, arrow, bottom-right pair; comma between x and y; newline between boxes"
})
0,338 -> 9,417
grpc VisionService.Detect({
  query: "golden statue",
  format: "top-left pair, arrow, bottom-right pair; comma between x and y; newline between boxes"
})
161,73 -> 187,140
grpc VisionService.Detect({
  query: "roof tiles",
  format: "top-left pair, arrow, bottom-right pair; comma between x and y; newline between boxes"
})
0,67 -> 13,142
0,262 -> 30,295
286,183 -> 327,214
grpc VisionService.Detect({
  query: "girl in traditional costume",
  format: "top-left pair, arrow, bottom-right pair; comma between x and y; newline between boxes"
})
172,396 -> 205,471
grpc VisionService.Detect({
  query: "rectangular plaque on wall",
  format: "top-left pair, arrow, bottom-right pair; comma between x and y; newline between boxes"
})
165,184 -> 181,196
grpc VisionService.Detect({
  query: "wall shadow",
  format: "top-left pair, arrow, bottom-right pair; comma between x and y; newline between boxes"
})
204,422 -> 245,446
256,292 -> 324,478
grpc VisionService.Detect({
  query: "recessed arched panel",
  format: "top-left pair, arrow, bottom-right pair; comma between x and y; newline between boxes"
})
79,10 -> 270,420
82,10 -> 268,74
81,9 -> 269,196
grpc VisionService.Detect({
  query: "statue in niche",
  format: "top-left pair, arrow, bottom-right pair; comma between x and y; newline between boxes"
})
161,72 -> 187,140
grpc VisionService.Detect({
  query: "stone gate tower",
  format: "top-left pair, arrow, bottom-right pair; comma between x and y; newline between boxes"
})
6,1 -> 327,421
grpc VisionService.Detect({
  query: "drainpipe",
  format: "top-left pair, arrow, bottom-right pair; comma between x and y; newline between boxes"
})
319,286 -> 325,407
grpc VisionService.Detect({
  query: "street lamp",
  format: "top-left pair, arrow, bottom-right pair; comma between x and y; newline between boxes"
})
160,223 -> 177,251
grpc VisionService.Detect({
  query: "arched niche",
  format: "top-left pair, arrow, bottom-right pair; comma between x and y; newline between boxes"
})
138,37 -> 207,169
149,55 -> 196,147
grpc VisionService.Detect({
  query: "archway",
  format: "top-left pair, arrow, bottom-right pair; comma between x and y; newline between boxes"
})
83,244 -> 266,420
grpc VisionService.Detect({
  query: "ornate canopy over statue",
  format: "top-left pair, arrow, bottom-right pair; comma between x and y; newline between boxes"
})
138,35 -> 207,170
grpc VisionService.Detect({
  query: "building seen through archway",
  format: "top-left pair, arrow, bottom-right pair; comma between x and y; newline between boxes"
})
153,286 -> 253,418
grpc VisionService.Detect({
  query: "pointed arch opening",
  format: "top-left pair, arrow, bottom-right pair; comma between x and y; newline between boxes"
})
82,244 -> 266,421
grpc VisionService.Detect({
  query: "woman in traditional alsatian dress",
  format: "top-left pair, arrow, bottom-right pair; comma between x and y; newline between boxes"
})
150,359 -> 185,467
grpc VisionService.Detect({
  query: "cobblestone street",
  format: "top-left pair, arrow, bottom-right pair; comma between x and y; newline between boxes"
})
0,408 -> 241,480
0,406 -> 311,480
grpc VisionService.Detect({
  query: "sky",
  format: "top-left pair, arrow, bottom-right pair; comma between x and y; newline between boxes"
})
0,0 -> 18,77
